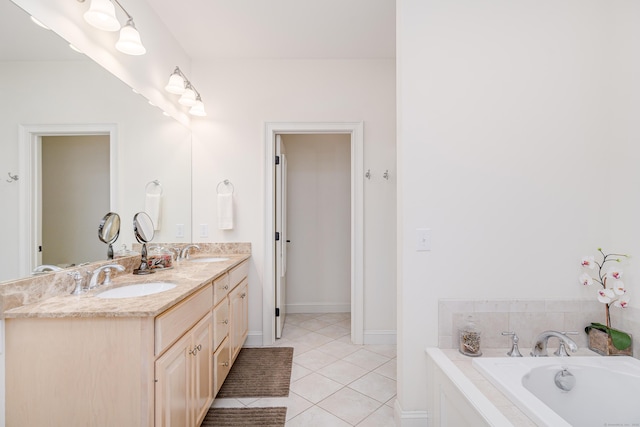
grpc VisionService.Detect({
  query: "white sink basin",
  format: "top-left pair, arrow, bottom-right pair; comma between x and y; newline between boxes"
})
187,257 -> 229,263
96,282 -> 177,299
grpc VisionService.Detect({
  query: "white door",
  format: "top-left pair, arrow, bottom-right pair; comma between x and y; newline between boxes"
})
275,135 -> 288,338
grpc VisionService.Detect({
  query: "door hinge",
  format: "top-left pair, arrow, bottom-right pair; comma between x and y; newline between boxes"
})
275,155 -> 280,165
275,232 -> 280,241
275,308 -> 280,317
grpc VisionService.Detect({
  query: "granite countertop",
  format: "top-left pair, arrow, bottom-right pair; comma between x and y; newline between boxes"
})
3,254 -> 250,319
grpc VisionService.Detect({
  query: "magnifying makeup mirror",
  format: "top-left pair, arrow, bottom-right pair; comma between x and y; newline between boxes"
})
98,212 -> 121,260
133,211 -> 155,275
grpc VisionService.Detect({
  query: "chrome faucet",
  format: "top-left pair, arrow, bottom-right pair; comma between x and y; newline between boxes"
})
531,330 -> 578,357
88,264 -> 125,289
32,265 -> 64,274
180,244 -> 201,260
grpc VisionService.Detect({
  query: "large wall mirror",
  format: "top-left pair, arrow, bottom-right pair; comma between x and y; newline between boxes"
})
0,1 -> 192,283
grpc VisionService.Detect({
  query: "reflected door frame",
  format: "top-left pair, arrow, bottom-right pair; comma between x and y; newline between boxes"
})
263,122 -> 364,345
18,124 -> 118,277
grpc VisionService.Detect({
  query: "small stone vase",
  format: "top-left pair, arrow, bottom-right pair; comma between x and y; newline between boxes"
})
588,328 -> 633,356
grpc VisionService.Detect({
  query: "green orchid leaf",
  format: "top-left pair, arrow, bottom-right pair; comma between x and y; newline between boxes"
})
609,328 -> 632,350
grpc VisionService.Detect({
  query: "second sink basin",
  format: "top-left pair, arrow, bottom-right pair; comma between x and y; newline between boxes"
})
96,282 -> 177,299
187,257 -> 229,263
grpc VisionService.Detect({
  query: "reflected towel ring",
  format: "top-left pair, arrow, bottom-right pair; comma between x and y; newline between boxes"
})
145,180 -> 163,196
216,179 -> 234,195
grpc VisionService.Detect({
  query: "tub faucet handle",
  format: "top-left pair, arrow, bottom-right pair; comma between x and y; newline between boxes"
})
501,331 -> 523,357
554,331 -> 579,357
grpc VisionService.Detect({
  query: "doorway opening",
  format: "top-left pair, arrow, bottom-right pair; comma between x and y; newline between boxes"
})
18,124 -> 117,276
264,122 -> 364,345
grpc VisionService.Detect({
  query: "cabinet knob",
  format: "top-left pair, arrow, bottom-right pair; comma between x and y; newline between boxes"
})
220,361 -> 229,367
222,319 -> 229,325
241,293 -> 246,298
224,285 -> 229,290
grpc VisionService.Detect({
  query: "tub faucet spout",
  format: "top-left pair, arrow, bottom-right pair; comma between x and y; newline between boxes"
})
531,330 -> 578,357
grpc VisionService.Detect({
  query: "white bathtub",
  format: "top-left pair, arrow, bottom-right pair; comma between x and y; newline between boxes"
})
473,356 -> 640,426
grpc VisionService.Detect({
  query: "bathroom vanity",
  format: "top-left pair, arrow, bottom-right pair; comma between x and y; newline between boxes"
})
4,255 -> 249,427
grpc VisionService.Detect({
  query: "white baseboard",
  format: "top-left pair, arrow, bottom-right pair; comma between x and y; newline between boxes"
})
244,332 -> 263,347
394,399 -> 429,427
363,330 -> 397,345
285,303 -> 350,313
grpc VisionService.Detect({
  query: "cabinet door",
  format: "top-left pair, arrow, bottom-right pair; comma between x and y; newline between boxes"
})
213,299 -> 230,350
192,311 -> 214,426
214,337 -> 231,395
155,333 -> 190,427
230,279 -> 248,362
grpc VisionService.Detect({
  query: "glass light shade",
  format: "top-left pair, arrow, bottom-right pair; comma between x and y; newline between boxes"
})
189,99 -> 207,117
165,73 -> 185,94
116,21 -> 146,55
30,16 -> 50,30
178,87 -> 197,106
83,0 -> 120,32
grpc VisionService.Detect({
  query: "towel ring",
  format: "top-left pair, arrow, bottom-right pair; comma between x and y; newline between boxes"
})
145,180 -> 163,196
216,179 -> 234,195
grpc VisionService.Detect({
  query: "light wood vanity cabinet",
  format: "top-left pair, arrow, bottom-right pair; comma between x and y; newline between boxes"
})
211,260 -> 249,394
230,278 -> 249,361
155,310 -> 213,427
5,257 -> 249,427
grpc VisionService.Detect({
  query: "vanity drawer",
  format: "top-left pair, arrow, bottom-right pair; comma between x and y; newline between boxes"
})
214,337 -> 231,395
229,260 -> 249,289
155,284 -> 213,356
213,299 -> 230,350
213,274 -> 230,306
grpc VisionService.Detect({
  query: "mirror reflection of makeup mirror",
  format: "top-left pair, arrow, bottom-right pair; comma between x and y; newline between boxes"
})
133,211 -> 155,275
98,212 -> 120,260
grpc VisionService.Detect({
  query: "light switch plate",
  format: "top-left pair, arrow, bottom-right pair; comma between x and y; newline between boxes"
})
176,224 -> 184,238
199,224 -> 209,238
416,228 -> 431,251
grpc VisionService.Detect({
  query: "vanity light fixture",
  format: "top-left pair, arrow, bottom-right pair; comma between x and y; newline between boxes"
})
78,0 -> 146,55
30,16 -> 50,30
165,67 -> 207,117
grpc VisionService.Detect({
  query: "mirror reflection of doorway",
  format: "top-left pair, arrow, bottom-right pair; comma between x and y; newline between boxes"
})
39,135 -> 110,267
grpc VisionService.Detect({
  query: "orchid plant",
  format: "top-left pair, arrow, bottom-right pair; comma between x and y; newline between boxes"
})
579,248 -> 632,350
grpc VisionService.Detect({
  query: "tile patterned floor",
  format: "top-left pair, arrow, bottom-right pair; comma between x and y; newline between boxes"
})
211,313 -> 397,426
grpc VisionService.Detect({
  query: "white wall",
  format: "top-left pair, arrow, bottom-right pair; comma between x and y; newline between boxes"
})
282,134 -> 351,313
397,0 -> 640,422
0,60 -> 192,282
190,59 -> 397,341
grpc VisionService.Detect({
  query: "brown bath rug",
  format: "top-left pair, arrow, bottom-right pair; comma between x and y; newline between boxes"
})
200,407 -> 287,427
216,347 -> 294,398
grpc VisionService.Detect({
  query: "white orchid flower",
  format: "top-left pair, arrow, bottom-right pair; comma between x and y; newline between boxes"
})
607,267 -> 623,280
612,293 -> 630,308
581,256 -> 596,269
579,273 -> 593,286
597,288 -> 615,304
612,280 -> 626,295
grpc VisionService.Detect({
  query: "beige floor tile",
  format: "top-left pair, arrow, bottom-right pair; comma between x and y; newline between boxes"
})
291,362 -> 313,382
286,405 -> 352,427
317,359 -> 369,385
343,348 -> 390,371
316,312 -> 351,323
356,403 -> 395,426
349,372 -> 397,403
291,331 -> 335,348
299,318 -> 333,331
248,392 -> 313,421
318,387 -> 382,425
282,324 -> 313,340
316,339 -> 362,359
290,372 -> 343,404
294,348 -> 339,371
316,324 -> 351,339
364,344 -> 397,359
374,358 -> 397,380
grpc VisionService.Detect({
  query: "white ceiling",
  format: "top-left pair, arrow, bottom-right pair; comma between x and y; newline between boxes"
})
146,0 -> 396,60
